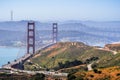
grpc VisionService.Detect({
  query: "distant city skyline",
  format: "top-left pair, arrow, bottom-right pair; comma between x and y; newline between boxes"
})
0,0 -> 120,21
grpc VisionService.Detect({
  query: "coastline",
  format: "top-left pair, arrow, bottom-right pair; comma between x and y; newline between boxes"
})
0,46 -> 25,67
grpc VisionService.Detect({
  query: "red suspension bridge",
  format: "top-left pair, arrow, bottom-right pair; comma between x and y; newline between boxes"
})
2,22 -> 58,70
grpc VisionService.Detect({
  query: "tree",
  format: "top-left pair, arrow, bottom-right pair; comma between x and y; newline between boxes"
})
68,73 -> 76,80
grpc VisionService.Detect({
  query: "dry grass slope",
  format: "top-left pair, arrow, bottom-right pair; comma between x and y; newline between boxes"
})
75,66 -> 120,80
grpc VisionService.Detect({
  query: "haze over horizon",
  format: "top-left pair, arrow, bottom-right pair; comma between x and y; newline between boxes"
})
0,0 -> 120,21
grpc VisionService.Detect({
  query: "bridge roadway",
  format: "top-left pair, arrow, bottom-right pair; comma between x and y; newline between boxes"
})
2,43 -> 55,68
2,43 -> 55,69
2,53 -> 31,69
2,43 -> 68,77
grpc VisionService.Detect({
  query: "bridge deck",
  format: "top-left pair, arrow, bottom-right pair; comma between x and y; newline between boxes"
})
2,43 -> 68,77
2,43 -> 55,69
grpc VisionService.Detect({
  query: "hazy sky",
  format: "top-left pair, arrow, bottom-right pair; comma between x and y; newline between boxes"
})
0,0 -> 120,21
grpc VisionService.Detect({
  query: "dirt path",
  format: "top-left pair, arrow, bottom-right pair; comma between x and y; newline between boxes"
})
87,62 -> 94,71
96,48 -> 117,55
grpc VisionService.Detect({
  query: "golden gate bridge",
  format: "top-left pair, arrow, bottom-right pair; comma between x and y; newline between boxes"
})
2,21 -> 58,70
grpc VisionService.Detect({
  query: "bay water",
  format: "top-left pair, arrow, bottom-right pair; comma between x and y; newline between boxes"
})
0,47 -> 25,67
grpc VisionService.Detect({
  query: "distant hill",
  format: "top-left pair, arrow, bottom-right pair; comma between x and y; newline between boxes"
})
1,20 -> 120,31
0,30 -> 24,46
82,21 -> 120,32
0,20 -> 120,46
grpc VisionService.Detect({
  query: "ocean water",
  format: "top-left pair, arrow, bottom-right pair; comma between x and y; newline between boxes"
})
0,47 -> 25,67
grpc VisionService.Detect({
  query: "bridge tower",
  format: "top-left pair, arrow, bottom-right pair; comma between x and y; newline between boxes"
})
27,22 -> 35,54
52,23 -> 58,43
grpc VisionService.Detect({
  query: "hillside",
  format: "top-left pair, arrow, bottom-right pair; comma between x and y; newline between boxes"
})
93,53 -> 120,69
23,42 -> 120,80
93,43 -> 120,68
71,66 -> 120,80
92,43 -> 120,68
24,42 -> 114,71
105,43 -> 120,52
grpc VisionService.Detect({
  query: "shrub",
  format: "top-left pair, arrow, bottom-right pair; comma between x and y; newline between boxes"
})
68,73 -> 76,80
116,73 -> 120,76
93,69 -> 102,74
90,75 -> 94,78
93,69 -> 98,73
92,64 -> 97,69
98,71 -> 102,74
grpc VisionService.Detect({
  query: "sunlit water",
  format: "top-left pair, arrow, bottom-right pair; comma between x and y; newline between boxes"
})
0,47 -> 25,67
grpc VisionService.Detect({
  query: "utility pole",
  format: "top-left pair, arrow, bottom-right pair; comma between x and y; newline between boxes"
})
11,10 -> 13,21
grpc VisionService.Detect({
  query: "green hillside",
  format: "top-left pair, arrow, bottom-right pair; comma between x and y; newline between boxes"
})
89,43 -> 120,69
24,42 -> 115,71
93,53 -> 120,68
